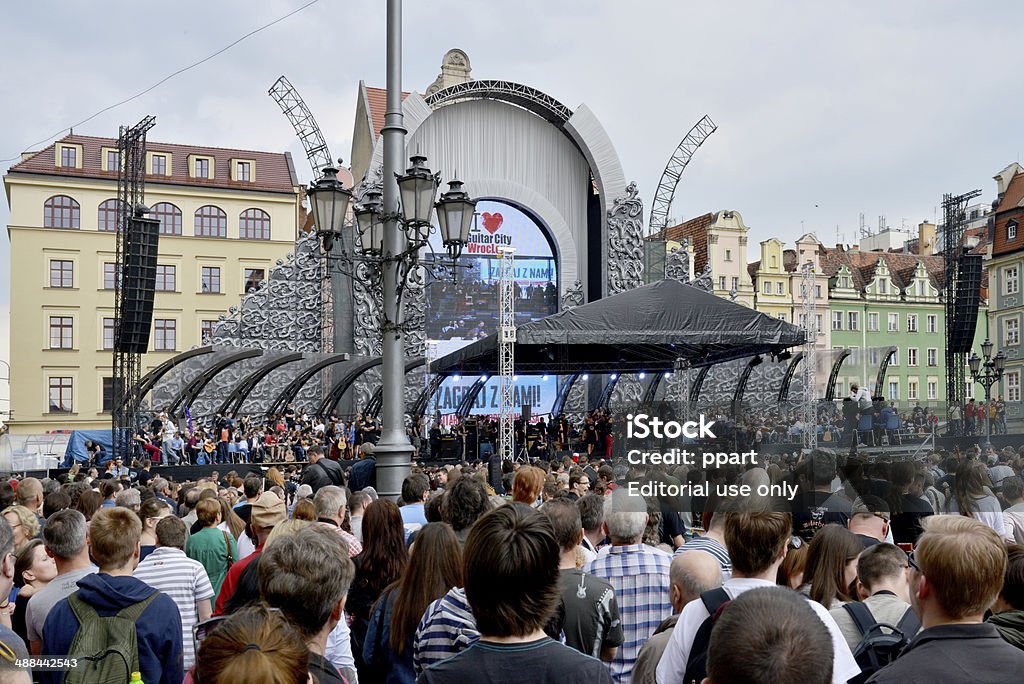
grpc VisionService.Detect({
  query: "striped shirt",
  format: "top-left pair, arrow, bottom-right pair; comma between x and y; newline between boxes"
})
674,535 -> 732,579
134,546 -> 214,670
413,586 -> 478,676
585,544 -> 672,684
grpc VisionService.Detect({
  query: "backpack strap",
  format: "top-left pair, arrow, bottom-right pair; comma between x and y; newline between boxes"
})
842,600 -> 877,638
115,592 -> 159,623
894,606 -> 920,638
67,591 -> 97,625
223,530 -> 235,568
699,587 -> 731,617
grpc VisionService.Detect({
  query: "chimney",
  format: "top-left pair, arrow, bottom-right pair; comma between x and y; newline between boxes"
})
917,221 -> 936,256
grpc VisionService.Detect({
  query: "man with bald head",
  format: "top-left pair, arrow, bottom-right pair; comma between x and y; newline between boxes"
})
631,550 -> 723,684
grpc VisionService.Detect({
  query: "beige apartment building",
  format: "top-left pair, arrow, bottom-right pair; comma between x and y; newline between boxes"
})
4,134 -> 303,434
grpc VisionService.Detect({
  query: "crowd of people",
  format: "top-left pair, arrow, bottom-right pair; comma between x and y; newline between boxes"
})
426,275 -> 557,339
1,434 -> 1024,682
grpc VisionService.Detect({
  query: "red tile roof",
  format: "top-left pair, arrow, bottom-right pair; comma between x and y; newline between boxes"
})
993,170 -> 1024,257
365,87 -> 411,140
7,134 -> 299,194
662,213 -> 714,272
819,247 -> 948,292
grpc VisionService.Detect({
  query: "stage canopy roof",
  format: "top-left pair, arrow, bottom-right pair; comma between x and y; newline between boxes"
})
432,279 -> 806,375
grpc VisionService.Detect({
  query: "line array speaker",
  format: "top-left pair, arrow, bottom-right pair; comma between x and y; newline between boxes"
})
116,216 -> 160,354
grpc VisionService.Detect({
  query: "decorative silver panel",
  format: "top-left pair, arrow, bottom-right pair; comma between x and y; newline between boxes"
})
664,241 -> 691,284
606,182 -> 645,295
691,264 -> 714,293
561,280 -> 585,310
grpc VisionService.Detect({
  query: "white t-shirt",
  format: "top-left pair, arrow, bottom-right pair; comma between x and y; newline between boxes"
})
655,577 -> 860,684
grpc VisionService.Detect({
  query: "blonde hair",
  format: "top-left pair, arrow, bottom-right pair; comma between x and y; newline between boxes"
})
916,515 -> 1007,619
3,505 -> 40,542
265,519 -> 312,549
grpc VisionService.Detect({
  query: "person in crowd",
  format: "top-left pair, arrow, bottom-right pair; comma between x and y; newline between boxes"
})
138,497 -> 172,563
656,511 -> 860,684
115,487 -> 141,513
399,474 -> 430,540
675,506 -> 732,579
792,449 -> 852,541
349,490 -> 370,544
585,492 -> 672,684
512,466 -> 545,506
187,498 -> 238,603
3,506 -> 40,550
234,476 -> 263,511
442,477 -> 491,547
542,498 -> 623,661
829,542 -> 914,651
42,507 -> 183,684
886,461 -> 932,544
412,582 -> 476,675
946,459 -> 1006,537
216,497 -> 247,543
350,499 -> 408,679
151,477 -> 178,515
988,544 -> 1024,649
799,523 -> 862,609
24,509 -> 94,656
632,550 -> 722,684
704,587 -> 834,684
259,524 -> 356,684
215,492 -> 287,613
577,494 -> 606,559
0,518 -> 30,682
300,446 -> 345,493
848,496 -> 890,548
11,538 -> 56,645
867,516 -> 1024,682
75,489 -> 102,523
135,516 -> 214,671
42,491 -> 70,520
15,478 -> 45,530
98,480 -> 119,508
417,503 -> 612,684
313,486 -> 363,557
292,499 -> 317,521
1004,477 -> 1024,545
349,444 -> 377,492
364,523 -> 462,683
194,605 -> 310,684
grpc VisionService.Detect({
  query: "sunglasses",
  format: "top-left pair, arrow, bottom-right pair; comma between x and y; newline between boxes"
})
907,550 -> 920,572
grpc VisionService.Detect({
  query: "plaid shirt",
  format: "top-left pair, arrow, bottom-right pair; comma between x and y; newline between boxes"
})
585,544 -> 672,684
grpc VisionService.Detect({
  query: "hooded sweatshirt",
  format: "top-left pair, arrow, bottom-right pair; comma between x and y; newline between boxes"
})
990,610 -> 1024,651
41,573 -> 183,684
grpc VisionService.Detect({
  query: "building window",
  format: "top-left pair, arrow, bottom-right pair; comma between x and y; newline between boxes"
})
730,277 -> 738,291
1006,266 -> 1020,296
1009,219 -> 1019,243
48,377 -> 72,413
106,150 -> 120,171
718,276 -> 726,290
927,348 -> 937,367
907,314 -> 918,332
239,208 -> 271,240
878,279 -> 887,294
867,312 -> 879,332
1008,371 -> 1021,403
927,314 -> 937,334
103,318 -> 115,350
237,161 -> 251,182
59,146 -> 76,167
908,380 -> 918,401
97,198 -> 122,232
816,314 -> 823,334
869,348 -> 879,365
770,255 -> 777,268
151,154 -> 167,176
815,285 -> 822,298
49,260 -> 73,288
908,348 -> 918,366
763,281 -> 771,295
777,313 -> 787,321
155,265 -> 176,292
195,158 -> 210,179
927,380 -> 937,400
194,205 -> 227,238
201,320 -> 217,344
890,349 -> 899,366
847,312 -> 859,331
151,202 -> 182,236
832,311 -> 843,330
966,382 -> 974,400
776,282 -> 784,295
153,319 -> 176,351
887,313 -> 899,332
49,316 -> 73,349
103,262 -> 117,290
201,266 -> 221,293
102,377 -> 121,413
43,195 -> 80,229
888,380 -> 899,401
1007,318 -> 1021,347
244,268 -> 266,293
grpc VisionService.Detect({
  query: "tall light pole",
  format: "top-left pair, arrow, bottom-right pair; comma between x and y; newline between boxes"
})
968,338 -> 1005,447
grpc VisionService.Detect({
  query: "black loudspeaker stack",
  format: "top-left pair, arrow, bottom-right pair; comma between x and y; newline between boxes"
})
116,215 -> 160,354
522,404 -> 531,423
948,253 -> 983,354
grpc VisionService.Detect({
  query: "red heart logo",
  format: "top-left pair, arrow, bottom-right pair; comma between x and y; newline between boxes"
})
482,212 -> 503,234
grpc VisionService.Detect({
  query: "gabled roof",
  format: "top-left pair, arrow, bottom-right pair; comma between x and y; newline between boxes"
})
7,134 -> 298,194
819,247 -> 947,292
993,168 -> 1024,257
663,213 -> 714,272
364,86 -> 411,140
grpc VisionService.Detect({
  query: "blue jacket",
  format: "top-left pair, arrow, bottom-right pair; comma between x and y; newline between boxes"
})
42,572 -> 183,684
364,588 -> 415,684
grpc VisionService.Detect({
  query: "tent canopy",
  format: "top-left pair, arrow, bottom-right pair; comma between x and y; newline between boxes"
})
433,279 -> 806,375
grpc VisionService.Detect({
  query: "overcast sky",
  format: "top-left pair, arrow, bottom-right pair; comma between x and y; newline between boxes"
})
1,0 -> 1019,384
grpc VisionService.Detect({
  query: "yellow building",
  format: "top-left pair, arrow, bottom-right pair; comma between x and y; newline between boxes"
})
3,134 -> 303,434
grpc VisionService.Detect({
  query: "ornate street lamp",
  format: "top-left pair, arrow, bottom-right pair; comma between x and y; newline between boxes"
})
396,155 -> 440,227
354,188 -> 384,255
306,167 -> 351,253
969,338 -> 1005,446
436,178 -> 476,261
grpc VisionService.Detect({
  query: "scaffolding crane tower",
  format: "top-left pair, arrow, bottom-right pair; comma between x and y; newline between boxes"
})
268,76 -> 334,175
497,247 -> 516,460
800,262 -> 818,452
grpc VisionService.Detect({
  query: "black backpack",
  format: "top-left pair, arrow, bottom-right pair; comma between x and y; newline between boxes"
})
682,587 -> 731,684
842,600 -> 920,683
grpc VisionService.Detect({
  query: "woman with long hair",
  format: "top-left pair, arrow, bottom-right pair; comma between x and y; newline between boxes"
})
187,499 -> 238,601
11,539 -> 56,643
947,458 -> 1006,537
349,499 -> 408,680
216,497 -> 247,541
799,524 -> 862,609
138,498 -> 172,562
363,523 -> 462,683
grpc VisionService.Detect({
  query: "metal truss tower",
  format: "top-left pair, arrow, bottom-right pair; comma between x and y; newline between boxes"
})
800,262 -> 818,452
112,115 -> 156,462
268,76 -> 334,175
942,189 -> 982,424
497,247 -> 516,460
647,115 -> 717,237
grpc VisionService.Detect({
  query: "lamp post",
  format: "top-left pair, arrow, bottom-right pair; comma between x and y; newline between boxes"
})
306,0 -> 476,499
968,338 -> 1005,446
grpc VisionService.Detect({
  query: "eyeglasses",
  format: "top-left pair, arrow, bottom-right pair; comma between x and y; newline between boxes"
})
907,550 -> 920,572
